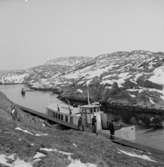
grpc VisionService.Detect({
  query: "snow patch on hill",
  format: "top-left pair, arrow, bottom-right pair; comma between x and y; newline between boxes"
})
149,66 -> 164,85
0,72 -> 29,84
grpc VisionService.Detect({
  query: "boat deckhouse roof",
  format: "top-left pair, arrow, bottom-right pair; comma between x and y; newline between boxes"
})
47,102 -> 100,116
80,104 -> 100,108
47,103 -> 79,115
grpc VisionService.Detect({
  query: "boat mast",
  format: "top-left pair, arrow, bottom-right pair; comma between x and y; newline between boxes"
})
87,84 -> 90,104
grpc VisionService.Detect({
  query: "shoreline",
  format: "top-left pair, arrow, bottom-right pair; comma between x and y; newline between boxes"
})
1,83 -> 164,129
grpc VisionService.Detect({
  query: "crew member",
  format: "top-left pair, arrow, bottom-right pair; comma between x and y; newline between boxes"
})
108,120 -> 115,139
92,116 -> 97,134
78,116 -> 83,130
69,107 -> 72,115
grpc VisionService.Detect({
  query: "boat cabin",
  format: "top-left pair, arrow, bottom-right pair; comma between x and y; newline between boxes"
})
79,104 -> 100,114
47,102 -> 136,141
47,103 -> 102,131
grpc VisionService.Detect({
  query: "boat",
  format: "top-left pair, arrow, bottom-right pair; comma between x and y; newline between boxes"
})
47,102 -> 136,141
47,102 -> 100,130
21,88 -> 26,96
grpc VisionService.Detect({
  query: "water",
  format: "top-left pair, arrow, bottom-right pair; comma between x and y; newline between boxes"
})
0,84 -> 164,151
0,84 -> 65,114
135,128 -> 164,151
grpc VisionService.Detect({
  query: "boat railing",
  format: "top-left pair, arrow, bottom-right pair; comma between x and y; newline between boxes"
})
47,108 -> 80,126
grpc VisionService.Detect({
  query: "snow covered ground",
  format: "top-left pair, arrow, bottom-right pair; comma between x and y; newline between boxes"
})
0,72 -> 29,84
0,154 -> 33,167
118,149 -> 157,163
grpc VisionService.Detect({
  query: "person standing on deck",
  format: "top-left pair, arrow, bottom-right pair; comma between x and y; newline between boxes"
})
92,115 -> 97,134
108,120 -> 115,139
78,116 -> 85,131
69,106 -> 73,124
57,104 -> 60,112
69,106 -> 72,115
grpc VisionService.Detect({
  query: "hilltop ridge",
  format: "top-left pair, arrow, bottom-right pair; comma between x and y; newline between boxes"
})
45,56 -> 93,67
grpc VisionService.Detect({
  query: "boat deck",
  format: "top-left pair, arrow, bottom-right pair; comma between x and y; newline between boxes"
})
16,104 -> 79,130
47,103 -> 80,115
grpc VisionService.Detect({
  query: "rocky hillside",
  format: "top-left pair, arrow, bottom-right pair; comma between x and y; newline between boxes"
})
35,50 -> 164,109
45,56 -> 92,67
26,64 -> 70,89
0,56 -> 91,88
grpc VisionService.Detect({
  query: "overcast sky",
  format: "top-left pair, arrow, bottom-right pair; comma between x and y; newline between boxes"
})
0,0 -> 164,70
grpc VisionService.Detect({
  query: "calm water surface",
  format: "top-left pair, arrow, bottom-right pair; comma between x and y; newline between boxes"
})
0,84 -> 65,114
1,84 -> 164,151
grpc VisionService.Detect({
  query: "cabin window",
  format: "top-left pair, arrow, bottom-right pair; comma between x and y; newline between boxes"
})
86,108 -> 90,113
93,108 -> 96,112
81,108 -> 85,113
65,116 -> 68,122
61,115 -> 63,120
55,113 -> 56,118
70,116 -> 73,124
95,107 -> 99,112
53,112 -> 55,118
91,108 -> 94,113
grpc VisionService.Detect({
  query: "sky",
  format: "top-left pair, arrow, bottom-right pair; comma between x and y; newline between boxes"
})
0,0 -> 164,70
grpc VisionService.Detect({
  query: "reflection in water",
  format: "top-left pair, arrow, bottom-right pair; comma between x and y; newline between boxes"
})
0,84 -> 164,151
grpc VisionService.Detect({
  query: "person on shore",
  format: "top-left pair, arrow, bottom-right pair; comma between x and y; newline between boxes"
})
78,116 -> 84,131
108,120 -> 115,140
92,115 -> 97,134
